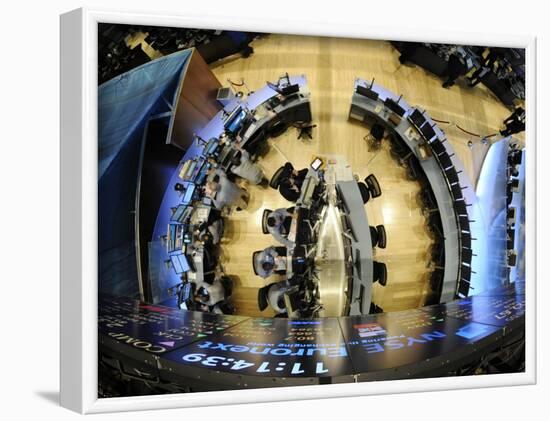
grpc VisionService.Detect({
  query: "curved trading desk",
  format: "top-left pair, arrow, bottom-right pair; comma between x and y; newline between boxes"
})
99,280 -> 524,389
146,75 -> 312,304
350,78 -> 476,302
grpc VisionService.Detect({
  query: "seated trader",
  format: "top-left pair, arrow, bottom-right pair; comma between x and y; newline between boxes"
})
205,169 -> 249,211
278,162 -> 308,202
266,207 -> 295,247
254,246 -> 288,278
228,145 -> 268,186
194,277 -> 229,312
266,281 -> 289,315
196,218 -> 224,247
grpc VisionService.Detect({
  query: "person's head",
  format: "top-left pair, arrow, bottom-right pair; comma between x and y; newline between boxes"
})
261,261 -> 274,272
174,183 -> 185,192
199,232 -> 212,244
206,181 -> 219,195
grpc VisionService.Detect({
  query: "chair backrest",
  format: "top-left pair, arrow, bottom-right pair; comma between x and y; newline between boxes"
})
369,226 -> 378,247
262,209 -> 272,234
257,285 -> 270,311
373,261 -> 387,282
269,166 -> 286,189
365,174 -> 382,198
376,225 -> 387,249
252,251 -> 262,275
371,123 -> 385,141
357,182 -> 370,204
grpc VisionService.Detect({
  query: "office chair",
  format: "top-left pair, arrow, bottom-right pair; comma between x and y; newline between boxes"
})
257,285 -> 270,311
369,303 -> 384,314
389,134 -> 412,165
252,251 -> 262,276
370,226 -> 378,248
269,165 -> 286,189
262,209 -> 272,234
373,261 -> 388,287
366,123 -> 385,150
365,174 -> 382,198
357,182 -> 371,204
376,225 -> 387,249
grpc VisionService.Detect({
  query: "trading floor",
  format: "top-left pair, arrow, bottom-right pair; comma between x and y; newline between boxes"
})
205,34 -> 517,316
97,27 -> 526,395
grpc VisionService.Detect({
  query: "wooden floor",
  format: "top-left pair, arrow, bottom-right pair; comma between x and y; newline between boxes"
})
205,34 -> 519,317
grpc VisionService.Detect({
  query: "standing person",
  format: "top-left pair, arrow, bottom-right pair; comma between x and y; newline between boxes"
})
230,148 -> 268,186
500,107 -> 525,136
205,170 -> 249,211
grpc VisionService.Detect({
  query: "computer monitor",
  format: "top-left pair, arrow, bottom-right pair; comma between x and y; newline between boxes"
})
171,205 -> 188,223
384,98 -> 406,117
224,107 -> 247,134
356,85 -> 379,101
182,184 -> 196,205
408,108 -> 426,128
420,123 -> 436,140
310,157 -> 323,171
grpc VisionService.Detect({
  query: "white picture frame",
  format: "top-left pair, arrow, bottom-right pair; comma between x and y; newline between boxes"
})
60,7 -> 537,414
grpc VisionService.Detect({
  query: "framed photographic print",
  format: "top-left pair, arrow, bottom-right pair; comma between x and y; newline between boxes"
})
60,7 -> 536,414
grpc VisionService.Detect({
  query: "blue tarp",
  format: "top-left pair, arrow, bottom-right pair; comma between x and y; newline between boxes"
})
98,50 -> 192,296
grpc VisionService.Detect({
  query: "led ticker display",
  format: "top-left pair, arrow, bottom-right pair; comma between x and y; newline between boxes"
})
162,317 -> 354,378
98,295 -> 247,354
